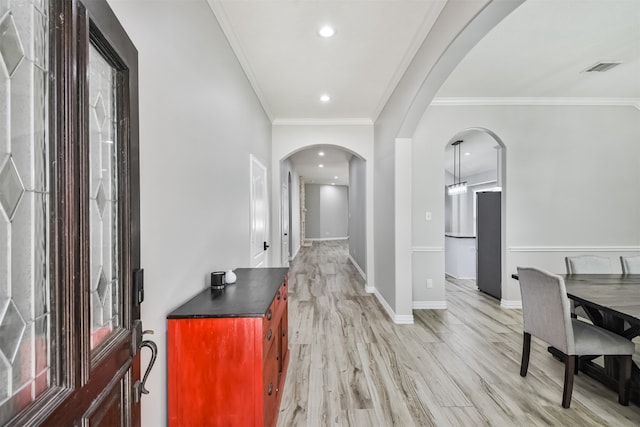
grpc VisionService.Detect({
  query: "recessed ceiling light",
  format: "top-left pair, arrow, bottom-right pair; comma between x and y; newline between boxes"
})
318,164 -> 324,168
464,152 -> 470,156
319,151 -> 325,156
320,94 -> 331,103
331,183 -> 336,186
318,25 -> 335,38
334,176 -> 338,179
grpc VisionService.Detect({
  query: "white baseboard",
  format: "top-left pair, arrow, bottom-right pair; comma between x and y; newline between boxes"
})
365,286 -> 375,294
348,255 -> 367,280
501,299 -> 522,309
394,315 -> 415,324
289,245 -> 300,262
373,289 -> 414,324
413,301 -> 447,309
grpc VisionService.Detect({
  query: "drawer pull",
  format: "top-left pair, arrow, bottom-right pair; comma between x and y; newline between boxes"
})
268,383 -> 273,396
268,329 -> 272,340
284,294 -> 287,301
267,309 -> 272,320
277,290 -> 281,300
282,330 -> 286,337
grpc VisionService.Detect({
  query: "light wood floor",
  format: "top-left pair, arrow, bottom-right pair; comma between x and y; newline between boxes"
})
277,240 -> 640,426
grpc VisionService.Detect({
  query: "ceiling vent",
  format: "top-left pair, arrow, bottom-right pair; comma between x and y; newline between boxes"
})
583,61 -> 622,72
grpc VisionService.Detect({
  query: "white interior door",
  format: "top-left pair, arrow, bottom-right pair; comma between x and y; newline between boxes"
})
250,155 -> 268,267
282,181 -> 290,265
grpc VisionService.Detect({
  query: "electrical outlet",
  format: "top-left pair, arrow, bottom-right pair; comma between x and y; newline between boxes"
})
425,211 -> 432,221
426,279 -> 433,288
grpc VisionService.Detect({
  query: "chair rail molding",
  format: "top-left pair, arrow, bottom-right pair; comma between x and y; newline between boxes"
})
431,97 -> 640,111
509,246 -> 640,253
412,246 -> 444,252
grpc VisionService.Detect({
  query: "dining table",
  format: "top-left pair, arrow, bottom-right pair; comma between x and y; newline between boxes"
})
512,273 -> 640,405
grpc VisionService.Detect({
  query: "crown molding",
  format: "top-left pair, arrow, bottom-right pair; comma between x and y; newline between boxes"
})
372,1 -> 448,120
508,246 -> 640,253
431,97 -> 640,110
272,118 -> 374,126
206,1 -> 274,121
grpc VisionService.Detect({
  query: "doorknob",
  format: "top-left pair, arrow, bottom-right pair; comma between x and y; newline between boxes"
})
264,241 -> 269,251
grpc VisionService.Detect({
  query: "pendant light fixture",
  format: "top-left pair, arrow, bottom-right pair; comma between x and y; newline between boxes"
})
447,140 -> 468,196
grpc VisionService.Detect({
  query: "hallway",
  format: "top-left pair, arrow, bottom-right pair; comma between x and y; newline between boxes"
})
277,241 -> 640,426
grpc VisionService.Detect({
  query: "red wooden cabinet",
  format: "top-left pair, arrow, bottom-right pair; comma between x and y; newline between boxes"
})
167,269 -> 289,427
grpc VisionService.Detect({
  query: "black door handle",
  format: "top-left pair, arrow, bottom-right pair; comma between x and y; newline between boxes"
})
264,242 -> 269,251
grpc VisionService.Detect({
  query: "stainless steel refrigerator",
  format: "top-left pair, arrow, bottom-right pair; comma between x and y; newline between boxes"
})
476,191 -> 501,299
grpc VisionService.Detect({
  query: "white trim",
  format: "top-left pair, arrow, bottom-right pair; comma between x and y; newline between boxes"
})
365,285 -> 375,294
501,300 -> 522,309
431,97 -> 640,110
348,254 -> 367,281
272,118 -> 373,126
373,289 -> 414,324
413,301 -> 447,309
394,315 -> 415,325
412,246 -> 444,252
206,1 -> 273,121
371,0 -> 447,119
290,244 -> 300,262
509,246 -> 640,253
305,237 -> 349,242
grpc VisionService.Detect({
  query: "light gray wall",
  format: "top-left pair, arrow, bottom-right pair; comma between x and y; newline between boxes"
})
374,0 -> 518,319
412,104 -> 640,305
349,156 -> 367,274
280,159 -> 301,260
108,2 -> 271,426
305,184 -> 321,238
305,184 -> 349,239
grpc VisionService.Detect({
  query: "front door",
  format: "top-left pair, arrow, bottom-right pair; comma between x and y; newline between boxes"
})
0,1 -> 148,425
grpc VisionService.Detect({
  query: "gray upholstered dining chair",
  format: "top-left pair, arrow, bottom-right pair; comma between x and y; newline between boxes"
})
620,255 -> 640,274
565,255 -> 611,319
517,267 -> 634,408
565,255 -> 611,274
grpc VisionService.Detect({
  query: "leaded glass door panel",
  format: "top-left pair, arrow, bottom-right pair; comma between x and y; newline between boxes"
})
0,0 -> 143,425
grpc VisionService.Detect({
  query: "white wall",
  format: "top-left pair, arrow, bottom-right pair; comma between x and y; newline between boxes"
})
108,2 -> 271,426
412,104 -> 640,306
271,124 -> 374,290
304,184 -> 349,239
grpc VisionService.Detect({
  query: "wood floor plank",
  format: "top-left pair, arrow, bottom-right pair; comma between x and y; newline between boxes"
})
277,241 -> 640,426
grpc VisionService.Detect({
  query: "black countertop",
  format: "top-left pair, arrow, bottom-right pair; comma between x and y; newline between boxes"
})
167,267 -> 289,319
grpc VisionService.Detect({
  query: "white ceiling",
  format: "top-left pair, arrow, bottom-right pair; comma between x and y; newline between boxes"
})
208,0 -> 446,122
288,146 -> 352,186
208,0 -> 640,182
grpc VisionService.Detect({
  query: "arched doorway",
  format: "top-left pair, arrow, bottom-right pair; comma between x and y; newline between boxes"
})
444,128 -> 506,300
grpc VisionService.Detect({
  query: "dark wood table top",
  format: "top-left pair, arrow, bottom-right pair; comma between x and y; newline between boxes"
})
562,274 -> 640,325
167,267 -> 289,319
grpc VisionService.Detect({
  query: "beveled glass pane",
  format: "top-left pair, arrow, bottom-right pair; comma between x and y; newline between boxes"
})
0,1 -> 50,423
0,156 -> 25,220
89,44 -> 119,351
0,13 -> 24,77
